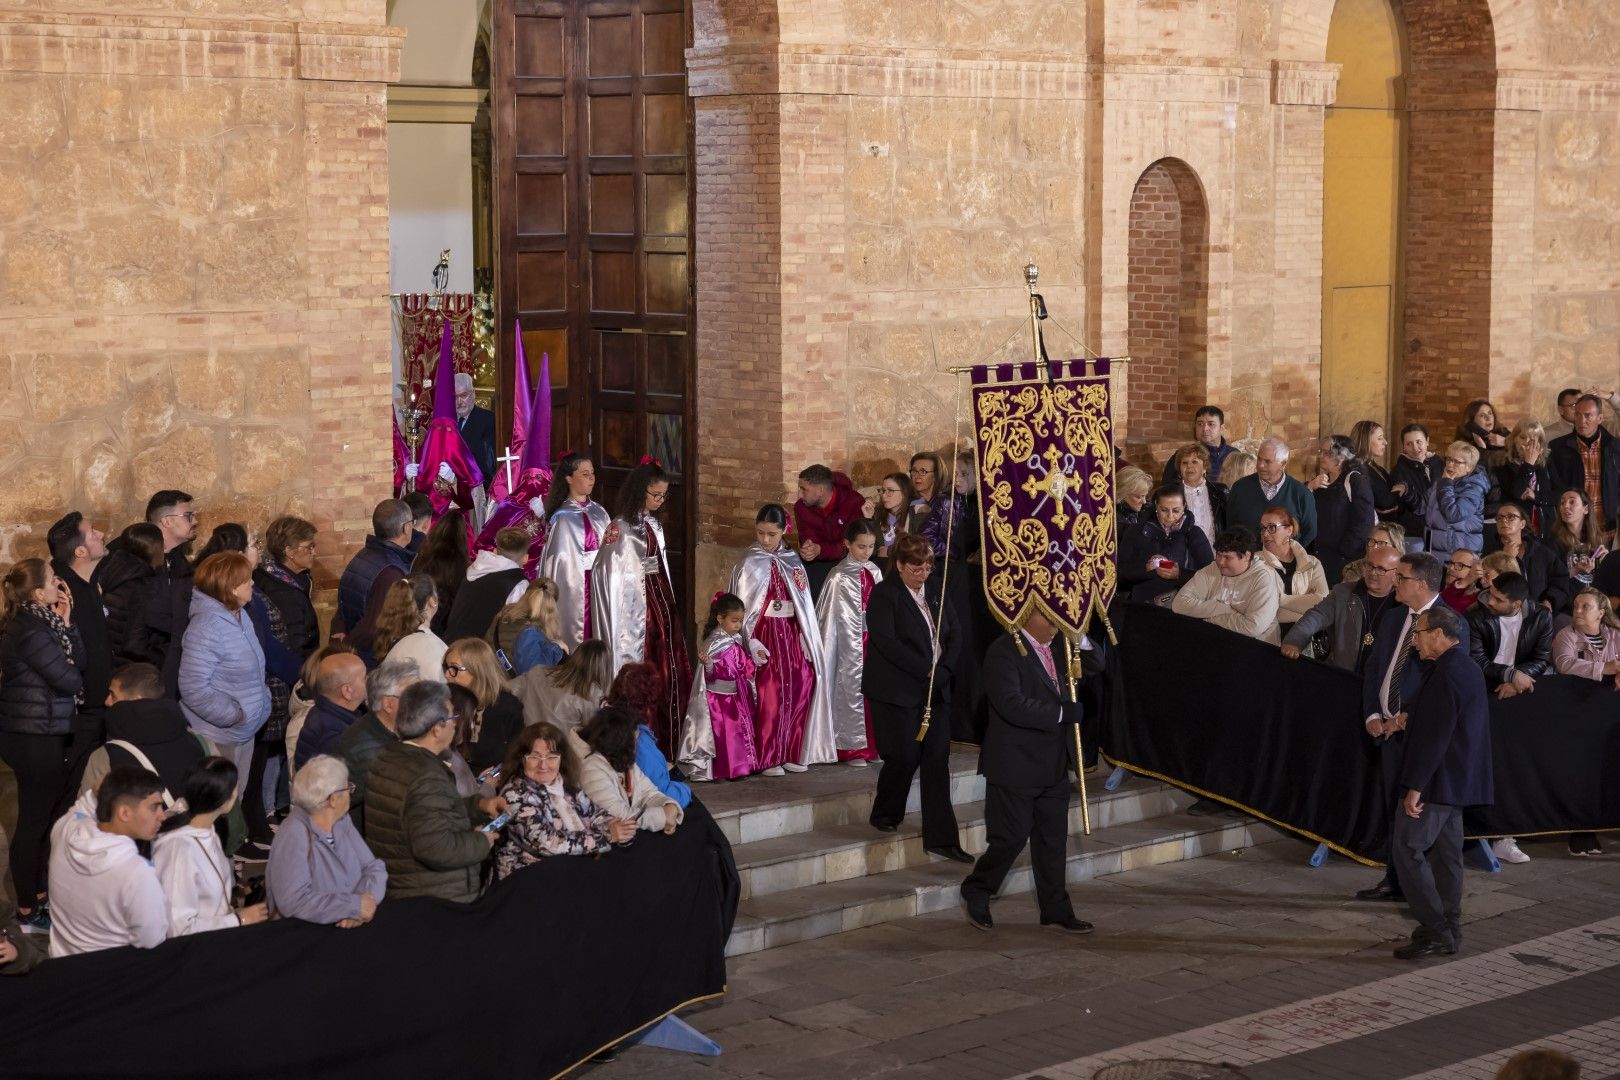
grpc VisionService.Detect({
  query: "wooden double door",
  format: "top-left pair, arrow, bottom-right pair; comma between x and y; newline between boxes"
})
494,0 -> 694,608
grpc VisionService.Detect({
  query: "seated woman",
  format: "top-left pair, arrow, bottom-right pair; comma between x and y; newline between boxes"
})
1423,442 -> 1488,560
488,577 -> 567,676
1549,588 -> 1619,858
605,661 -> 692,808
514,639 -> 612,732
493,722 -> 634,879
1119,483 -> 1213,605
1545,488 -> 1609,592
443,638 -> 526,776
265,754 -> 387,927
1485,500 -> 1570,613
572,704 -> 683,837
1115,466 -> 1153,532
1256,507 -> 1328,635
151,757 -> 268,936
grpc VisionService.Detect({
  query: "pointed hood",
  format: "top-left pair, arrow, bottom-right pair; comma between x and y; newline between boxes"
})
491,324 -> 532,503
416,318 -> 483,517
432,320 -> 456,422
520,351 -> 552,475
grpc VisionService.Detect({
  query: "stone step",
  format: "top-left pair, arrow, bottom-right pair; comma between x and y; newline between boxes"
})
725,813 -> 1281,956
732,775 -> 1184,900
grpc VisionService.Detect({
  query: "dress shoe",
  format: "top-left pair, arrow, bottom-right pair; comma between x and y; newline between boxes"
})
1354,881 -> 1404,902
1041,914 -> 1094,935
963,899 -> 993,931
870,820 -> 899,834
1393,932 -> 1456,960
925,844 -> 974,864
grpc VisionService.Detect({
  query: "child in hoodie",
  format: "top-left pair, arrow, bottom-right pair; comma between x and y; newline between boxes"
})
48,767 -> 169,958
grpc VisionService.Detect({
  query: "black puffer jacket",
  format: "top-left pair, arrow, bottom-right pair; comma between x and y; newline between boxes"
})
97,548 -> 158,667
0,608 -> 85,736
254,565 -> 319,663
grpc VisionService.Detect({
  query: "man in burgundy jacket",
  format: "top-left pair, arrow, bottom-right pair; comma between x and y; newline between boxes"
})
794,463 -> 870,599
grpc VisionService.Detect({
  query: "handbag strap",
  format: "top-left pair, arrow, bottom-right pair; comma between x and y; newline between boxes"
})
106,740 -> 175,808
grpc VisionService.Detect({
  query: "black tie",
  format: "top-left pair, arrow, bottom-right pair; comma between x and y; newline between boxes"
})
1388,615 -> 1416,714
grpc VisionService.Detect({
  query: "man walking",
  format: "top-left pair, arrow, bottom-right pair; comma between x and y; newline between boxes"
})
1388,605 -> 1493,959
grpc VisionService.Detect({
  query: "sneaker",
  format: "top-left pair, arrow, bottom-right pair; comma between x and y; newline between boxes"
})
1568,833 -> 1603,857
16,909 -> 51,935
845,759 -> 870,768
782,762 -> 808,773
761,766 -> 785,777
1491,837 -> 1531,864
234,840 -> 272,862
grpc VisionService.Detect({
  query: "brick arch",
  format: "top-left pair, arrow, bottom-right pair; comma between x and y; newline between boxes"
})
1125,158 -> 1209,446
1276,0 -> 1538,68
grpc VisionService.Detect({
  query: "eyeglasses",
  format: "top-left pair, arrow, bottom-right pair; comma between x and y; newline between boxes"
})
329,783 -> 356,799
1444,457 -> 1468,466
1412,624 -> 1445,637
443,663 -> 468,677
1259,523 -> 1289,533
1364,564 -> 1396,575
436,711 -> 462,726
293,541 -> 317,552
523,751 -> 560,763
164,511 -> 198,522
647,490 -> 668,502
1368,538 -> 1394,548
1395,573 -> 1418,582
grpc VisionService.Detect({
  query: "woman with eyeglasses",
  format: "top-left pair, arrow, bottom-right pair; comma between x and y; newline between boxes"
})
1119,483 -> 1214,605
591,459 -> 693,756
1423,441 -> 1488,560
1256,507 -> 1328,636
1484,500 -> 1570,613
1439,549 -> 1486,613
267,754 -> 388,925
493,723 -> 629,880
442,638 -> 525,777
873,472 -> 918,559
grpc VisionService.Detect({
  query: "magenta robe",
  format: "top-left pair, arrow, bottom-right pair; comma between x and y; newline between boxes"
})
752,565 -> 817,770
705,639 -> 761,780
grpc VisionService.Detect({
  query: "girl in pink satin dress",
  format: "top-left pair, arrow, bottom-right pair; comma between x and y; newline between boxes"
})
696,593 -> 761,780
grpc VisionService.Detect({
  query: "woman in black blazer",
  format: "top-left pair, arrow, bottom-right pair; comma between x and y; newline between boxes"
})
863,535 -> 965,859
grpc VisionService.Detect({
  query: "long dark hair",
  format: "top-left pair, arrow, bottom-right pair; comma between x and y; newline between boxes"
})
115,523 -> 167,570
412,510 -> 469,616
196,523 -> 252,564
577,704 -> 640,774
501,721 -> 581,795
613,461 -> 668,523
702,592 -> 745,639
544,453 -> 591,518
162,756 -> 238,832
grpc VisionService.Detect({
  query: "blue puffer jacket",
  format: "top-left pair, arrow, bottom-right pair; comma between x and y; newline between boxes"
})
1424,468 -> 1489,558
178,591 -> 271,746
334,535 -> 414,636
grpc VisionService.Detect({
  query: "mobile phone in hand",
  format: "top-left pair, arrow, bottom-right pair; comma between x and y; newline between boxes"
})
480,811 -> 512,834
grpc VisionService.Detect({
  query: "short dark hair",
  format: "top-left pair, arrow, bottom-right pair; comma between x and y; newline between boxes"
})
1495,499 -> 1530,522
176,757 -> 238,820
403,492 -> 435,524
1496,1047 -> 1580,1080
265,515 -> 317,564
1575,393 -> 1604,412
144,490 -> 193,525
46,512 -> 88,565
494,527 -> 531,559
1150,483 -> 1186,508
1399,552 -> 1444,593
97,766 -> 164,823
1419,603 -> 1463,642
1557,387 -> 1583,406
1193,405 -> 1225,424
1213,526 -> 1259,555
371,499 -> 412,540
116,523 -> 166,569
577,704 -> 641,774
1490,571 -> 1530,604
891,533 -> 934,567
110,662 -> 163,701
797,464 -> 834,488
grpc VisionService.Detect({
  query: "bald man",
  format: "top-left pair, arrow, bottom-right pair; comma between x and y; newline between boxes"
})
453,372 -> 497,489
295,653 -> 369,769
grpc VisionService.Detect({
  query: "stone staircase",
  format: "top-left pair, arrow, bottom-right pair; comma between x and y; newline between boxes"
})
697,747 -> 1280,956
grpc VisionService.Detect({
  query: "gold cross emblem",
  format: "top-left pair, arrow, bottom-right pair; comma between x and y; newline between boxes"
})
1022,446 -> 1074,529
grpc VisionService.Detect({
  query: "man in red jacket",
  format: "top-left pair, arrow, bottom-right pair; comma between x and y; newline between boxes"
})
794,464 -> 870,598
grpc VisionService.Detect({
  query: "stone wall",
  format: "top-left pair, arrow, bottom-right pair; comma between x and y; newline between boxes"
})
0,4 -> 398,587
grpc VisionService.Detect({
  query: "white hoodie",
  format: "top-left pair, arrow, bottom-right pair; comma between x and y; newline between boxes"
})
152,825 -> 240,937
47,796 -> 169,958
465,549 -> 527,606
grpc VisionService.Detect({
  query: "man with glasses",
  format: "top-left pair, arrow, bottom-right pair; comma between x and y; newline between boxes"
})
1386,604 -> 1492,960
141,489 -> 198,694
335,659 -> 420,836
362,680 -> 507,902
1355,552 -> 1470,903
1282,545 -> 1403,674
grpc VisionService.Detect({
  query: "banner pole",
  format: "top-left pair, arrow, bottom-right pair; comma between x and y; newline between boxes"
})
1063,632 -> 1091,836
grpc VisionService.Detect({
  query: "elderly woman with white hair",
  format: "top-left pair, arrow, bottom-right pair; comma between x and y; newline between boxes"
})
1226,436 -> 1319,549
265,754 -> 388,927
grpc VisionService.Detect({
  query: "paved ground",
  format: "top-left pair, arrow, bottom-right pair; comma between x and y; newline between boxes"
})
588,834 -> 1620,1080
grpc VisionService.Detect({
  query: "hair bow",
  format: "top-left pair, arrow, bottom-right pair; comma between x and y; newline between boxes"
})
640,455 -> 661,468
711,590 -> 727,607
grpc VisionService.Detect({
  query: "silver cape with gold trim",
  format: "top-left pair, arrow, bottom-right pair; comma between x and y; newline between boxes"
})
590,512 -> 672,676
675,628 -> 742,782
814,555 -> 880,752
536,498 -> 611,652
728,543 -> 837,766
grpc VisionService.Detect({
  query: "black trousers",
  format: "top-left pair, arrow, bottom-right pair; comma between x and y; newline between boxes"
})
962,780 -> 1075,920
1373,731 -> 1404,886
869,698 -> 959,847
0,732 -> 68,905
1391,802 -> 1464,946
241,738 -> 286,845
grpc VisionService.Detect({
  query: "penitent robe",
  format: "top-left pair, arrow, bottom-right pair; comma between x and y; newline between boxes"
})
536,498 -> 610,652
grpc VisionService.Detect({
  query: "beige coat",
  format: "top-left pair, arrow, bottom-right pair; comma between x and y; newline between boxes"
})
1171,556 -> 1284,645
568,730 -> 683,834
513,666 -> 600,732
1258,541 -> 1330,624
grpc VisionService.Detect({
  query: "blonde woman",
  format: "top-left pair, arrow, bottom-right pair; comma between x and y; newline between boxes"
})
1117,466 -> 1153,531
514,639 -> 614,733
1423,442 -> 1487,559
443,638 -> 525,777
489,577 -> 566,676
1218,449 -> 1257,489
1493,420 -> 1553,529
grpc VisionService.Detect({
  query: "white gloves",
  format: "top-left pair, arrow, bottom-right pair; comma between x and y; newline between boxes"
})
437,461 -> 456,482
404,463 -> 420,480
528,497 -> 546,518
750,639 -> 771,665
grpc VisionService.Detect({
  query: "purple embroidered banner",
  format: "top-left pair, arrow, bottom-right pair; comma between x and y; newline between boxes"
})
971,359 -> 1118,637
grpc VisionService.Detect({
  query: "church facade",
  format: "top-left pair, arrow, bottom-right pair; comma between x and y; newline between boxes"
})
2,0 -> 1618,612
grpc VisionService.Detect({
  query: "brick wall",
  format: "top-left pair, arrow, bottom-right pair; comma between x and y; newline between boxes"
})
1126,160 -> 1208,447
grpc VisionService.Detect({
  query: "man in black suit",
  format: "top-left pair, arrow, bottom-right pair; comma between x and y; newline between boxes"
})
1388,604 -> 1493,959
454,373 -> 497,488
1355,551 -> 1470,902
863,535 -> 966,861
960,608 -> 1092,934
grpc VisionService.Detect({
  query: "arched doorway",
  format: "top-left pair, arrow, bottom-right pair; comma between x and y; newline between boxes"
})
1125,159 -> 1209,448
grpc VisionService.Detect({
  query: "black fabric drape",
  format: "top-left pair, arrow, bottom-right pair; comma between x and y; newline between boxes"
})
0,801 -> 738,1080
1099,603 -> 1620,865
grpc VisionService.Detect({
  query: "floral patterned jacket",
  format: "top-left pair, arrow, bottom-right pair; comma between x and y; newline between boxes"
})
494,774 -> 613,879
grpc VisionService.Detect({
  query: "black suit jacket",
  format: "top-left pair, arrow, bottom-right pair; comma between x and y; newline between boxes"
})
1548,429 -> 1620,530
978,632 -> 1082,790
1361,600 -> 1471,721
458,405 -> 497,487
862,573 -> 958,708
1465,601 -> 1554,685
1398,645 -> 1494,807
